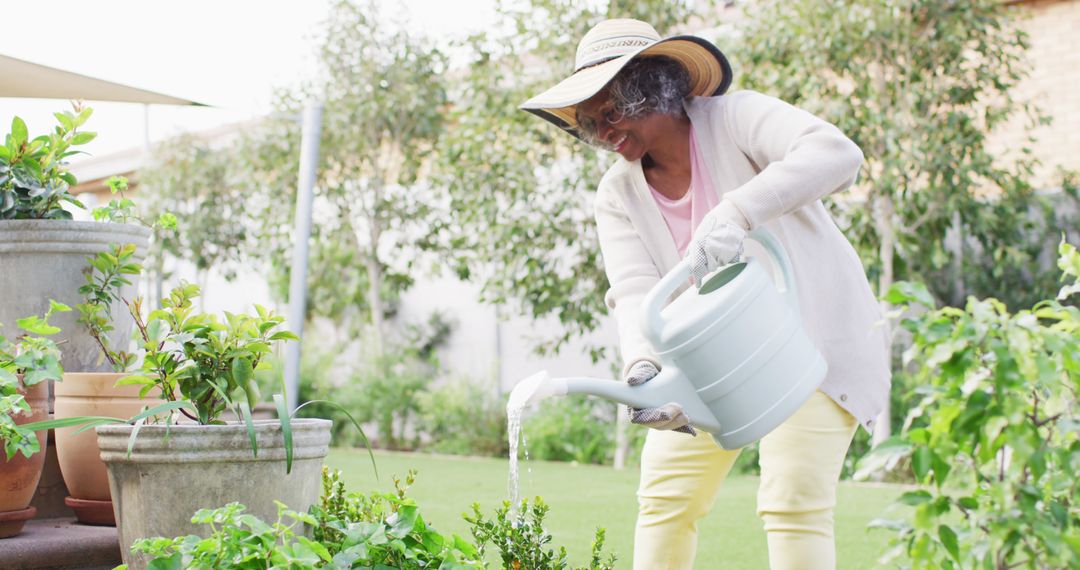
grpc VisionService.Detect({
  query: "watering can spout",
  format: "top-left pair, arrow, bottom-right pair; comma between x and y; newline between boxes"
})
507,368 -> 723,435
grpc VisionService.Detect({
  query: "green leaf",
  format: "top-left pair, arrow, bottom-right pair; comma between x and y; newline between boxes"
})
16,315 -> 60,336
269,331 -> 300,342
126,417 -> 146,459
240,401 -> 257,459
897,490 -> 933,506
20,416 -> 123,432
388,505 -> 419,539
70,131 -> 96,146
293,398 -> 377,480
115,375 -> 155,387
852,437 -> 911,480
10,117 -> 27,146
938,524 -> 960,561
912,447 -> 932,482
47,300 -> 71,314
53,112 -> 74,131
274,394 -> 292,474
146,552 -> 182,570
127,401 -> 193,424
231,357 -> 253,387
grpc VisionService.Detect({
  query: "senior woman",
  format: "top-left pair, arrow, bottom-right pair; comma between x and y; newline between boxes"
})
520,19 -> 890,570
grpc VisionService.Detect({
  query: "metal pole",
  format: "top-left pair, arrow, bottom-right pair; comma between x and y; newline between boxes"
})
284,102 -> 323,411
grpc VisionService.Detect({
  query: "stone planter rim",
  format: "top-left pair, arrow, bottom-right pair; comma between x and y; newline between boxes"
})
96,418 -> 332,464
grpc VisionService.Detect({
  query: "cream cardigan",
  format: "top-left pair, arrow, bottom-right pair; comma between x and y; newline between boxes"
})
593,90 -> 891,431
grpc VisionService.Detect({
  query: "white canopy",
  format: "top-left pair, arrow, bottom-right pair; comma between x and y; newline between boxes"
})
0,53 -> 205,105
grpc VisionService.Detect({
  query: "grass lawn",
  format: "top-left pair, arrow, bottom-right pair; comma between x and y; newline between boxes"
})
328,449 -> 905,569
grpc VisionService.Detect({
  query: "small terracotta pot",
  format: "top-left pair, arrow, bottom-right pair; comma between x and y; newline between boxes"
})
54,372 -> 156,526
0,380 -> 49,538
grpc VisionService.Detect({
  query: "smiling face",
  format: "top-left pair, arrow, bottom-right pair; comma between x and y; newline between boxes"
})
575,91 -> 676,162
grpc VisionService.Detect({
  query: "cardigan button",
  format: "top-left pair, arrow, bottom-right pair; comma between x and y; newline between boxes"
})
839,394 -> 848,402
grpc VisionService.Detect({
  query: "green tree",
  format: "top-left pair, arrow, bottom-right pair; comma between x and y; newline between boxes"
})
860,243 -> 1080,568
138,133 -> 249,305
235,0 -> 447,346
734,0 -> 1056,442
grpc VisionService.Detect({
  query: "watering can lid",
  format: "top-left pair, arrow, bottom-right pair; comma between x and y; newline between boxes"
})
649,257 -> 771,353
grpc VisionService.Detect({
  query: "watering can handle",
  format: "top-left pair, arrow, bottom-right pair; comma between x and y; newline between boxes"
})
641,228 -> 800,338
748,228 -> 800,318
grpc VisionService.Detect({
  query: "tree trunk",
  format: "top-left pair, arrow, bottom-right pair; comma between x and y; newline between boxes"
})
872,194 -> 897,447
614,404 -> 629,470
365,227 -> 384,358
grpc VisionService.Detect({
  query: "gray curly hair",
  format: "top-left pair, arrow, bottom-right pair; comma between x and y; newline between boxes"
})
575,56 -> 692,145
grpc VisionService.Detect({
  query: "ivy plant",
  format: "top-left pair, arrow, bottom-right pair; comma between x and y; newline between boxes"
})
0,301 -> 70,459
860,240 -> 1080,568
0,104 -> 94,219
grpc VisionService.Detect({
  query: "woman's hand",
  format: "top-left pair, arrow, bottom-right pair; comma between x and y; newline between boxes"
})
625,361 -> 697,435
687,201 -> 748,286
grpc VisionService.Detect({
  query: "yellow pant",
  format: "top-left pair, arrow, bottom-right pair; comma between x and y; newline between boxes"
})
634,391 -> 858,570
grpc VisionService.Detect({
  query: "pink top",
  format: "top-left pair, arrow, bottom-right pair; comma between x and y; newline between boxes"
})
647,126 -> 719,256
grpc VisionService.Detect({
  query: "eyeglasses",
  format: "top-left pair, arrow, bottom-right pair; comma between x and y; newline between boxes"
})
575,101 -> 627,138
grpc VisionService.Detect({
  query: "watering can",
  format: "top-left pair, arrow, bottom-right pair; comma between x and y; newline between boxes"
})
509,229 -> 826,449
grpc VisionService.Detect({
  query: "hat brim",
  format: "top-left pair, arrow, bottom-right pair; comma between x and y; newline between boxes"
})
520,35 -> 732,140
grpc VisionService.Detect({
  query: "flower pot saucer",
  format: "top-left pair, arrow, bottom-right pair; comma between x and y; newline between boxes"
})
0,506 -> 37,538
64,497 -> 115,526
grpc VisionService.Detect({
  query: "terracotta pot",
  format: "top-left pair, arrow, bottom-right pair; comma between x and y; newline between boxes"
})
0,380 -> 49,538
54,372 -> 158,526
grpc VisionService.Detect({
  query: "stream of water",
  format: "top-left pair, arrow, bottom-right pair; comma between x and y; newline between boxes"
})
506,371 -> 554,518
506,401 -> 525,516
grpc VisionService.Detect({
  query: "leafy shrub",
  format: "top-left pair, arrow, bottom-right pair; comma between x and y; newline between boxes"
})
860,240 -> 1080,568
133,468 -> 481,569
465,497 -> 616,570
311,467 -> 482,569
0,106 -> 93,219
134,467 -> 615,569
523,396 -> 617,465
417,377 -> 508,457
350,348 -> 433,450
120,282 -> 297,424
129,502 -> 330,569
0,302 -> 68,459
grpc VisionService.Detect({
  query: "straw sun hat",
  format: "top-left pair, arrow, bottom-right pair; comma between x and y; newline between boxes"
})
520,18 -> 732,139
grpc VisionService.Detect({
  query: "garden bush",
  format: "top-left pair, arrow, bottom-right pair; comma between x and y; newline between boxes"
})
860,240 -> 1080,569
523,396 -> 617,465
131,467 -> 616,569
417,377 -> 508,457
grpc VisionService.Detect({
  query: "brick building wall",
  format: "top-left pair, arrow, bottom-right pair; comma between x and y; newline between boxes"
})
993,0 -> 1080,189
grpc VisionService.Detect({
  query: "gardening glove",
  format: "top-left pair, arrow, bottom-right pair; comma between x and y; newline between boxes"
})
624,360 -> 696,436
687,201 -> 749,287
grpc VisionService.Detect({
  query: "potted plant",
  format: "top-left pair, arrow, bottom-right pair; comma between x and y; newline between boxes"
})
0,302 -> 68,537
0,108 -> 151,373
93,282 -> 332,569
54,243 -> 159,525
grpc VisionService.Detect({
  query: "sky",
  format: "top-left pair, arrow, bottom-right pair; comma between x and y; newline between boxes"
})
0,0 -> 498,159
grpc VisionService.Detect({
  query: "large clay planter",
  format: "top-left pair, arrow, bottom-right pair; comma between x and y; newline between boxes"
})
97,418 -> 331,569
0,380 -> 49,538
0,220 -> 150,373
54,373 -> 157,526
